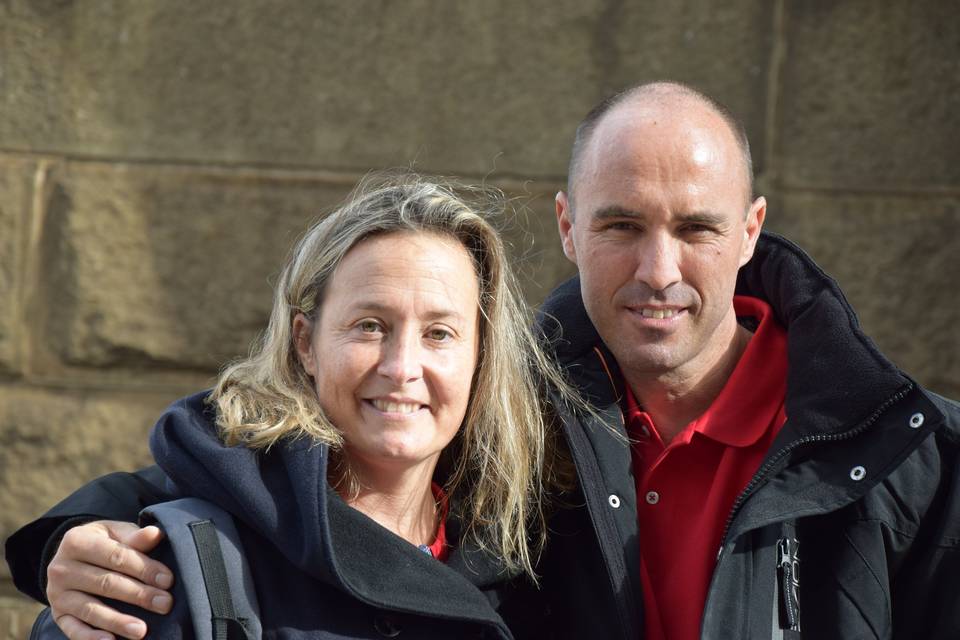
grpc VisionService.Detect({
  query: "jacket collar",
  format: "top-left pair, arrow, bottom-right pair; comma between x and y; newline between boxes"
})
325,484 -> 512,630
538,232 -> 921,439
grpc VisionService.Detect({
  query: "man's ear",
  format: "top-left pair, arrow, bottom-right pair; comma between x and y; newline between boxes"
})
556,191 -> 578,264
292,313 -> 317,377
739,196 -> 767,267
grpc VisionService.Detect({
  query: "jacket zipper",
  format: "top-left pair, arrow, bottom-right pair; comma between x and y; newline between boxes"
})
776,534 -> 801,632
718,382 -> 913,550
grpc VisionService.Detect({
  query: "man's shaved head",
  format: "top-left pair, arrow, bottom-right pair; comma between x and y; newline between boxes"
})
567,82 -> 754,211
554,80 -> 768,395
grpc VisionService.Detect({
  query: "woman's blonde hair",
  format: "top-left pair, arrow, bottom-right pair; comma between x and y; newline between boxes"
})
210,171 -> 576,579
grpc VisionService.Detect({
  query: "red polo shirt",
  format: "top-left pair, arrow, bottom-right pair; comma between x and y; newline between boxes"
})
425,482 -> 450,561
624,296 -> 788,640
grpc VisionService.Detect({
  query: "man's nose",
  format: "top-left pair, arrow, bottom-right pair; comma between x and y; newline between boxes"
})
633,234 -> 682,292
377,333 -> 424,383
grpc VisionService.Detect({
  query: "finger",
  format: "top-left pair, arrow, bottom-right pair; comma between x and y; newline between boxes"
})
105,524 -> 173,589
60,527 -> 172,589
56,613 -> 116,640
54,591 -> 148,640
50,559 -> 172,614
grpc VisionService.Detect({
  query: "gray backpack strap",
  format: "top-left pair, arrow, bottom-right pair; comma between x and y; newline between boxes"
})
141,498 -> 262,640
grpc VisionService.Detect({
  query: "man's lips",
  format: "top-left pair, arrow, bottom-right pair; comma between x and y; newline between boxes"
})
626,305 -> 687,320
637,307 -> 681,319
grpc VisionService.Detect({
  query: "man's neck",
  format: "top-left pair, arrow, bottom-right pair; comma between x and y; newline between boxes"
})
626,321 -> 753,444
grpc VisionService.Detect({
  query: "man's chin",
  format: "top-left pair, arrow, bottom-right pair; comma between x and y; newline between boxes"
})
614,342 -> 688,375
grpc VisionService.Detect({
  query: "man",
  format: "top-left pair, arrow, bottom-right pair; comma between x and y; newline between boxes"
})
537,83 -> 959,639
7,82 -> 960,639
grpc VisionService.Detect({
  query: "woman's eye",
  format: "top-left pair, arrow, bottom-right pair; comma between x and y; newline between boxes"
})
427,328 -> 452,341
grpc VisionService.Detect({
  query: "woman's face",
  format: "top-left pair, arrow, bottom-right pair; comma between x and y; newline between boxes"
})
295,231 -> 481,480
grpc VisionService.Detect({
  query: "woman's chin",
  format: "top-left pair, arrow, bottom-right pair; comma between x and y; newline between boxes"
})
343,440 -> 442,474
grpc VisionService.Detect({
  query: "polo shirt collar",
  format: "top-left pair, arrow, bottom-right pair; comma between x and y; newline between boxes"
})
624,295 -> 788,448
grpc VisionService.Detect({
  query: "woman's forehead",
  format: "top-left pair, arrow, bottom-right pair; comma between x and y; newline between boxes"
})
325,232 -> 481,316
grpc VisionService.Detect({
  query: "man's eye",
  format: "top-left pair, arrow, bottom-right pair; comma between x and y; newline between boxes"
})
359,321 -> 382,333
606,221 -> 638,231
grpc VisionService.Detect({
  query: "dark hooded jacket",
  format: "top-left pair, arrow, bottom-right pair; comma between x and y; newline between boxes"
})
534,232 -> 960,639
7,232 -> 960,638
147,393 -> 545,639
13,392 -> 544,639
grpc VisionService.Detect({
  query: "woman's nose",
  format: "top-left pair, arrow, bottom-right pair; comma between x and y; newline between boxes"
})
377,334 -> 424,383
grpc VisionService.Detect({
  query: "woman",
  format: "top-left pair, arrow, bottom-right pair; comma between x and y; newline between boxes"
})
34,172 -> 576,639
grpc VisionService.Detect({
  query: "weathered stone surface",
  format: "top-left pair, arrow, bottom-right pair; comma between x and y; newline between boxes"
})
499,185 -> 577,307
779,1 -> 960,189
0,159 -> 32,375
766,193 -> 959,397
0,387 -> 175,574
1,1 -> 773,178
0,595 -> 43,640
37,163 -> 353,370
35,166 -> 568,371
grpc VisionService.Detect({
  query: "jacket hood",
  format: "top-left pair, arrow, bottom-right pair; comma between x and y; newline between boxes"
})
150,395 -> 340,584
538,231 -> 914,438
149,394 -> 514,630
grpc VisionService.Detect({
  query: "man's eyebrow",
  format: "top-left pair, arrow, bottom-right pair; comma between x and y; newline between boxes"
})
590,205 -> 645,220
589,206 -> 729,227
676,211 -> 729,226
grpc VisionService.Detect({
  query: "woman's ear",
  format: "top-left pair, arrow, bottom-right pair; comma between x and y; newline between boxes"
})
292,313 -> 317,377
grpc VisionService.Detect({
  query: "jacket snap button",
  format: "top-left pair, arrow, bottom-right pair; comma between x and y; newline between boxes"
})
608,494 -> 621,508
849,465 -> 866,481
645,491 -> 660,505
909,412 -> 924,428
374,615 -> 402,637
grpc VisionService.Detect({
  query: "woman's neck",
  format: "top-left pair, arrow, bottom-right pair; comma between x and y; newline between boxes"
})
333,458 -> 440,546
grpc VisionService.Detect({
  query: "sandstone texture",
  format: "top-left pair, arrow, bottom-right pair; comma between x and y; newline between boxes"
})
1,0 -> 773,178
767,194 -> 959,398
36,163 -> 351,370
780,0 -> 960,189
32,166 -> 566,373
0,596 -> 43,640
496,185 -> 577,307
0,387 -> 175,577
0,159 -> 32,376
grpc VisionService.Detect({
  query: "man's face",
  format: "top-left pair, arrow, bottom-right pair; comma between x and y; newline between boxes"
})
556,102 -> 765,384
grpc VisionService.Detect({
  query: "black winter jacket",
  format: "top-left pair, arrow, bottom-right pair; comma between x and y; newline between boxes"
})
535,232 -> 960,639
11,392 -> 543,639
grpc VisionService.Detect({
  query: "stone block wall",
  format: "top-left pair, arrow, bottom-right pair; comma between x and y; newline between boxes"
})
1,1 -> 957,634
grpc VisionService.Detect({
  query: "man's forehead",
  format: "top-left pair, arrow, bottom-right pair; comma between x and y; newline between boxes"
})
576,100 -> 750,208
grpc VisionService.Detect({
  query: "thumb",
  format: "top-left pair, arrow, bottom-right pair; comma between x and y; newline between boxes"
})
124,525 -> 166,553
104,521 -> 166,553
